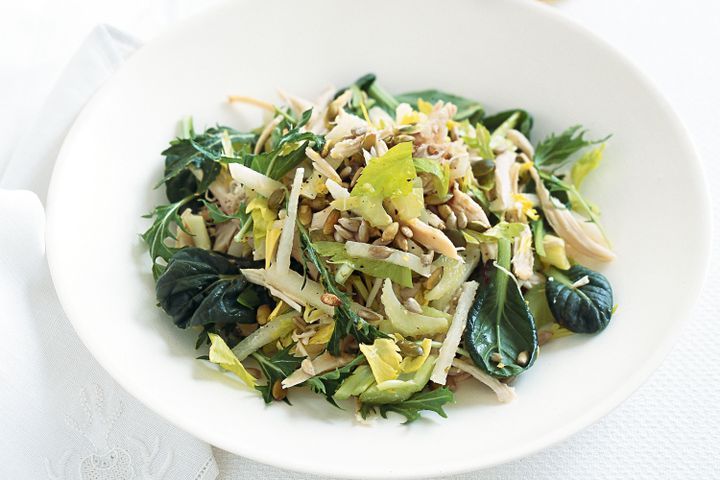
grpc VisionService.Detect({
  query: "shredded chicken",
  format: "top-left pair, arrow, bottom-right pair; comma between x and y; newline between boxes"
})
405,218 -> 462,261
449,184 -> 491,227
511,224 -> 534,280
530,167 -> 615,262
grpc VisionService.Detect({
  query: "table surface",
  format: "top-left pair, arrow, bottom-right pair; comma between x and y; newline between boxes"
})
2,1 -> 718,478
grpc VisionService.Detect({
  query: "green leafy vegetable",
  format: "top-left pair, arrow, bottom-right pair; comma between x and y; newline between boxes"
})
482,109 -> 534,138
464,238 -> 538,378
155,248 -> 267,330
245,109 -> 325,180
351,142 -> 415,199
141,195 -> 195,279
534,125 -> 609,169
304,355 -> 367,407
162,125 -> 255,202
396,90 -> 484,123
251,347 -> 303,404
545,265 -> 613,333
201,200 -> 249,224
314,241 -> 413,288
413,158 -> 450,197
370,387 -> 454,424
538,170 -> 610,245
297,224 -> 387,355
531,220 -> 546,257
461,122 -> 494,160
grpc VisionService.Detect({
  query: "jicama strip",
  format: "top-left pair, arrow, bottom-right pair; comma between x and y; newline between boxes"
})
430,281 -> 479,384
275,168 -> 304,273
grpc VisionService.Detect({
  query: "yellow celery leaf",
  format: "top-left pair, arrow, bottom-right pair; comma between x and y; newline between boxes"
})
417,98 -> 433,115
208,333 -> 257,389
264,227 -> 282,269
308,322 -> 335,345
246,197 -> 277,243
359,338 -> 402,384
400,338 -> 432,373
351,142 -> 416,199
513,193 -> 539,221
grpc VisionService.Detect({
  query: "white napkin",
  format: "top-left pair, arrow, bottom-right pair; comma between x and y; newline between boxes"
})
0,25 -> 218,480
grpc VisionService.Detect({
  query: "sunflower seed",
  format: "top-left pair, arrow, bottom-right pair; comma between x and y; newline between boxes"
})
334,224 -> 354,240
320,293 -> 342,307
381,222 -> 399,243
298,204 -> 312,226
400,225 -> 414,238
357,220 -> 370,242
403,297 -> 423,314
424,267 -> 442,290
338,217 -> 360,232
256,304 -> 272,325
322,209 -> 341,235
267,188 -> 286,211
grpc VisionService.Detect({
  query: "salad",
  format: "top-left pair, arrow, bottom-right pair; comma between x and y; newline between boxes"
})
143,74 -> 615,422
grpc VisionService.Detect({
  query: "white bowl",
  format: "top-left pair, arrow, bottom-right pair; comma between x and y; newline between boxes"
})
45,0 -> 710,477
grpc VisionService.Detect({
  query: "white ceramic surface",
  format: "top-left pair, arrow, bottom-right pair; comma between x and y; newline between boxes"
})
45,0 -> 710,478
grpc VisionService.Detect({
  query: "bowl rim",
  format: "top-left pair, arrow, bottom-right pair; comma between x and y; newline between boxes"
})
45,0 -> 712,477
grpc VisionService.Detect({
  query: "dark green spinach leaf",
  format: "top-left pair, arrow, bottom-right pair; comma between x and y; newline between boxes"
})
155,248 -> 267,329
396,90 -> 485,123
545,265 -> 613,333
464,238 -> 538,378
481,109 -> 534,139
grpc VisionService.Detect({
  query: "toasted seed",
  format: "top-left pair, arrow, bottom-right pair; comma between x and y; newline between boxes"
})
308,196 -> 328,211
472,159 -> 495,177
321,293 -> 342,307
456,210 -> 468,229
338,217 -> 360,232
357,308 -> 382,321
334,231 -> 346,243
381,222 -> 399,243
394,232 -> 409,252
467,220 -> 487,232
298,204 -> 312,226
361,133 -> 377,150
403,297 -> 423,314
357,220 -> 370,242
323,209 -> 341,235
399,285 -> 419,300
490,352 -> 502,363
334,224 -> 354,240
267,188 -> 286,211
400,225 -> 414,238
339,165 -> 353,179
445,211 -> 458,230
517,351 -> 530,366
372,237 -> 391,246
256,304 -> 272,325
246,367 -> 261,378
424,267 -> 442,290
438,204 -> 454,220
398,339 -> 424,357
369,245 -> 393,259
350,166 -> 364,188
427,145 -> 439,156
272,380 -> 287,401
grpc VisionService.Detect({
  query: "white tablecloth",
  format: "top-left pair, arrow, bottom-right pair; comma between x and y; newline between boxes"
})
2,1 -> 718,478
